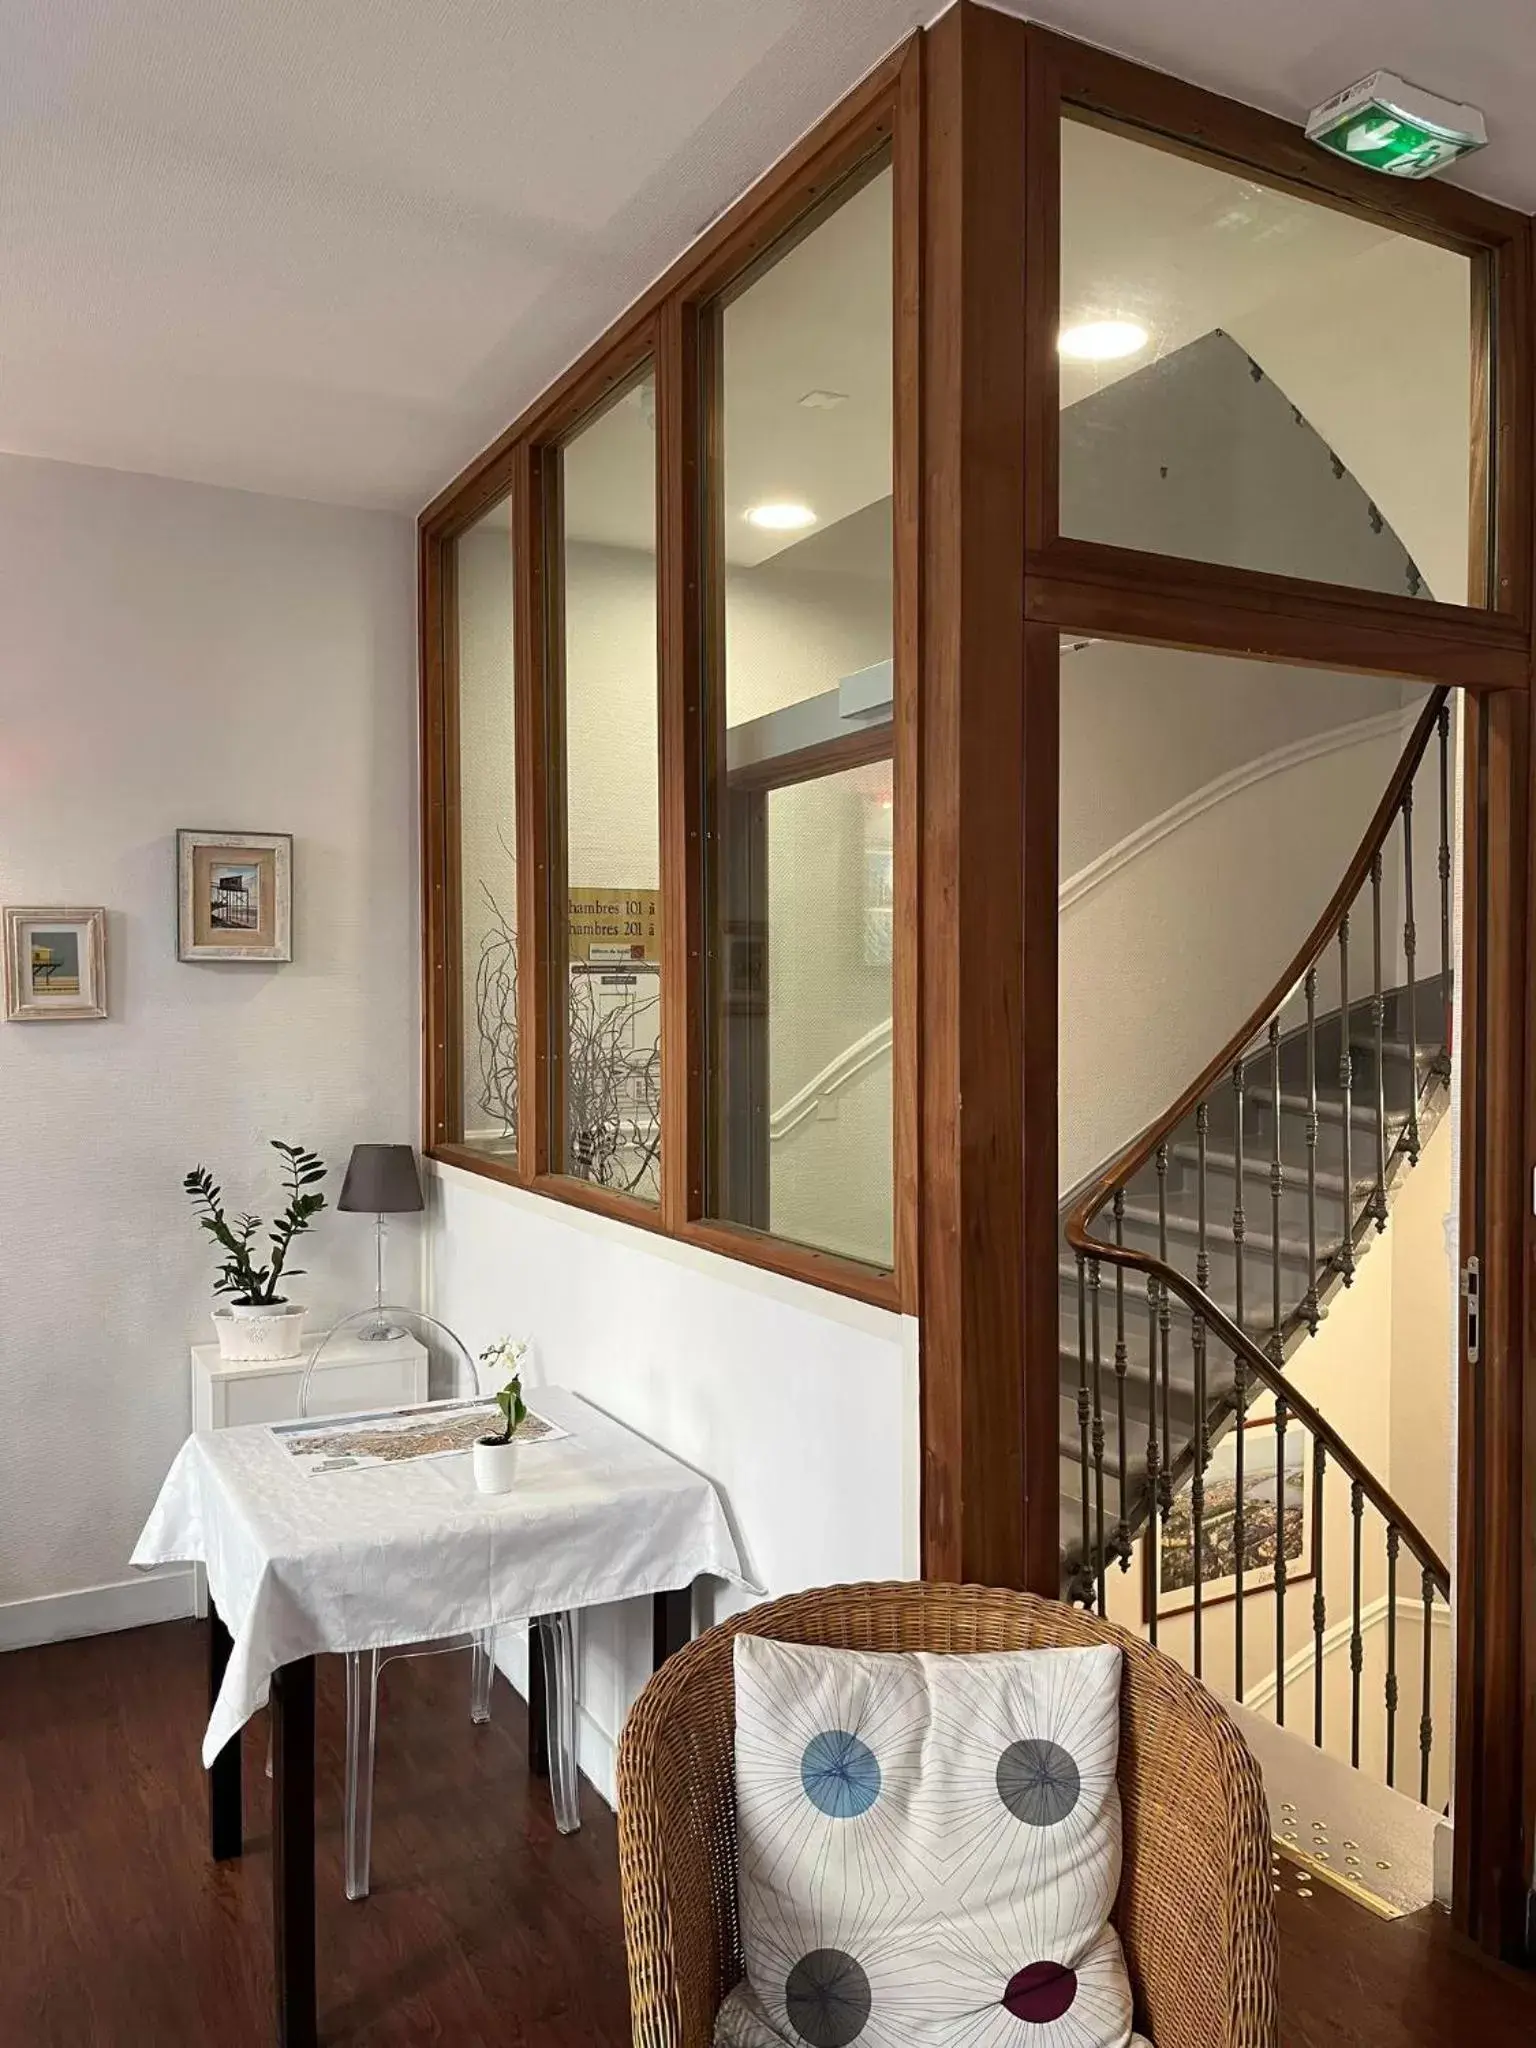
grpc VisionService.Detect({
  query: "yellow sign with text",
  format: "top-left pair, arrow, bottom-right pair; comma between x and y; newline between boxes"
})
568,887 -> 661,965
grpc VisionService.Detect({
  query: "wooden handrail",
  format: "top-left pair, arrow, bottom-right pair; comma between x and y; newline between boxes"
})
1065,686 -> 1450,1248
1076,1239 -> 1450,1599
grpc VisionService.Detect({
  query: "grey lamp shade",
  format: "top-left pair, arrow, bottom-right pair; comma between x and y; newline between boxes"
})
337,1143 -> 424,1215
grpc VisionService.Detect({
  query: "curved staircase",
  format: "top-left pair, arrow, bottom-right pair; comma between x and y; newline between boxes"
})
1061,689 -> 1455,1813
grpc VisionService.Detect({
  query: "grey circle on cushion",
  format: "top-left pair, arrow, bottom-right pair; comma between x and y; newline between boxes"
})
784,1949 -> 872,2046
996,1737 -> 1082,1825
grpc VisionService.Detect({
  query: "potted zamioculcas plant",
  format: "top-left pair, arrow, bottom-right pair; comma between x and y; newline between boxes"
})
183,1140 -> 328,1361
473,1336 -> 529,1494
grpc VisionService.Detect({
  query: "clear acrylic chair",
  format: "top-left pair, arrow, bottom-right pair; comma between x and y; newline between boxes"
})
296,1307 -> 581,1900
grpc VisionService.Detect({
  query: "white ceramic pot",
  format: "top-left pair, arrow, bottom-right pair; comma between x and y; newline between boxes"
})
213,1301 -> 307,1362
472,1436 -> 520,1494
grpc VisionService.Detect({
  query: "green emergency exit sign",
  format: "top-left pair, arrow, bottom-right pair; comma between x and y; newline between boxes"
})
1306,72 -> 1486,180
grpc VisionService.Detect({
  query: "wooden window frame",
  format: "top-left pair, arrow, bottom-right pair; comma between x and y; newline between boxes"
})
420,42 -> 920,1312
1022,28 -> 1533,682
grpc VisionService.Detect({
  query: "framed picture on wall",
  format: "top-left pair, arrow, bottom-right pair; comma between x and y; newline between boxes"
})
4,906 -> 108,1020
177,829 -> 292,962
1146,1414 -> 1316,1620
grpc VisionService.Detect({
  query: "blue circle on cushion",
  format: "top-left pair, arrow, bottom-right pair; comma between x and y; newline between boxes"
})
801,1729 -> 881,1818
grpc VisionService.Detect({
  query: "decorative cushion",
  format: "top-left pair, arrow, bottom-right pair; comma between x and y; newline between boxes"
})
714,1636 -> 1149,2048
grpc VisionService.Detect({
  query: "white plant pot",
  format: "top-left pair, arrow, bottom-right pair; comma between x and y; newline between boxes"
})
472,1436 -> 520,1495
213,1301 -> 307,1363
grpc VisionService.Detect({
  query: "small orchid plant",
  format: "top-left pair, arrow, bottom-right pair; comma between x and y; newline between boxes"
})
478,1335 -> 529,1445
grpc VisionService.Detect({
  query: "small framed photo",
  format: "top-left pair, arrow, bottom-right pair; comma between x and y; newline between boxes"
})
1148,1414 -> 1316,1621
4,907 -> 108,1020
177,830 -> 292,962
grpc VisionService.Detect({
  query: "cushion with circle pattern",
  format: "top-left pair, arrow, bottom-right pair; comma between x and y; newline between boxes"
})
713,1636 -> 1150,2048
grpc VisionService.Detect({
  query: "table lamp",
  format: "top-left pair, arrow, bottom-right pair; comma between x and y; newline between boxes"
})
337,1144 -> 424,1341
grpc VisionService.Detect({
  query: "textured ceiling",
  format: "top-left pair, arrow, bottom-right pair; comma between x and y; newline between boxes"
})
1,0 -> 1531,514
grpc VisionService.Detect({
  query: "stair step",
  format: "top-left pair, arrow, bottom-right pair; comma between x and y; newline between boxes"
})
1170,1144 -> 1349,1200
1364,1033 -> 1428,1065
1056,1343 -> 1209,1419
1275,1091 -> 1394,1131
1057,1398 -> 1131,1480
1120,1204 -> 1314,1268
1224,1698 -> 1439,1918
1056,1256 -> 1286,1342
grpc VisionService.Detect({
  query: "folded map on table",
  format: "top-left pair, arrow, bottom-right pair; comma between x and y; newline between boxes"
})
271,1398 -> 567,1476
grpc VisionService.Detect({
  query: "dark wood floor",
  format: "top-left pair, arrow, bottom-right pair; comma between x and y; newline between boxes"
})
2,1622 -> 1533,2046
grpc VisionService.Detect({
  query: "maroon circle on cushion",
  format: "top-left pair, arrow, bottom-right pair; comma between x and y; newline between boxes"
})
1001,1961 -> 1078,2023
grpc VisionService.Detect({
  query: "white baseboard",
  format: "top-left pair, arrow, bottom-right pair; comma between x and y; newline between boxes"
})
1241,1592 -> 1450,1714
1433,1818 -> 1453,1908
491,1626 -> 619,1811
0,1568 -> 197,1652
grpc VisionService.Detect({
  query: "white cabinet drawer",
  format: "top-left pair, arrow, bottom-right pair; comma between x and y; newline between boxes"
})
217,1355 -> 423,1427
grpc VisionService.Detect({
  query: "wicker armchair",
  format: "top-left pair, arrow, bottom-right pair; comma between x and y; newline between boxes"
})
617,1582 -> 1278,2048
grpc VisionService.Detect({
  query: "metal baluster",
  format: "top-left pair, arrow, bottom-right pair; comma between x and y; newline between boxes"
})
1437,701 -> 1452,1065
1303,968 -> 1320,1333
1420,1571 -> 1435,1806
1403,788 -> 1421,1165
1145,1272 -> 1160,1650
1113,1191 -> 1129,1568
1385,1526 -> 1400,1790
1231,1057 -> 1247,1338
1274,1400 -> 1289,1728
1233,1356 -> 1246,1700
1090,1257 -> 1106,1617
1156,1146 -> 1171,1527
1076,1259 -> 1090,1580
1371,853 -> 1388,1230
1191,1292 -> 1207,1682
1196,1103 -> 1210,1293
1312,1439 -> 1327,1749
1349,1479 -> 1364,1768
1337,916 -> 1355,1283
1268,1016 -> 1283,1365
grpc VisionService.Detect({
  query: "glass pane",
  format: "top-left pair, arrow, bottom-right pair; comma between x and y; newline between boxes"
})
1059,114 -> 1478,606
456,497 -> 518,1160
706,159 -> 895,1267
558,366 -> 662,1200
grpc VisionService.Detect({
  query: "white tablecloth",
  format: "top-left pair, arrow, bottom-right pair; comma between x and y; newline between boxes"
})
131,1387 -> 746,1765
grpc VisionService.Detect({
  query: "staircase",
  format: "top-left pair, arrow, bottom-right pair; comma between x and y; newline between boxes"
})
1061,690 -> 1455,1813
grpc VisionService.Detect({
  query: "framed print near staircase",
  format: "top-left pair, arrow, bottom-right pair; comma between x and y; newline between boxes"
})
1148,1417 -> 1316,1624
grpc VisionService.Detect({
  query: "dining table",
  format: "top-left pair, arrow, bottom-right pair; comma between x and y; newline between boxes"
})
132,1385 -> 747,2047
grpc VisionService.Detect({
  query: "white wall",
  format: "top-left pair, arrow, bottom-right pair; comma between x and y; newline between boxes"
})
1058,642 -> 1404,879
1229,235 -> 1471,608
0,454 -> 418,1642
1059,683 -> 1424,1193
427,1159 -> 919,1802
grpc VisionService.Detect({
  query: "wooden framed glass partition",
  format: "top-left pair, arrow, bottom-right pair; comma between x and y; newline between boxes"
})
420,44 -> 918,1308
419,0 -> 1536,1957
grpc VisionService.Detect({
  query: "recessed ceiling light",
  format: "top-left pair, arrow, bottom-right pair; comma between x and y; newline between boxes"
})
1058,319 -> 1148,363
746,502 -> 817,531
